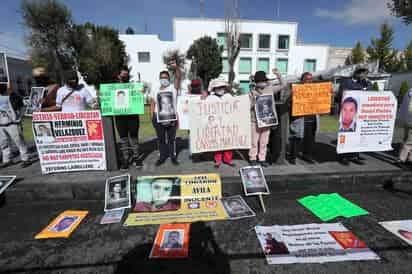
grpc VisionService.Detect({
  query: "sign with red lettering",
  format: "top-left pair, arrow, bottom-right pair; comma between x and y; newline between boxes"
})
188,94 -> 251,153
32,111 -> 107,174
337,91 -> 397,154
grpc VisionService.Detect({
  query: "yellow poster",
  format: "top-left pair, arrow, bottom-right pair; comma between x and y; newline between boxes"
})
35,210 -> 88,239
292,82 -> 333,117
124,174 -> 228,226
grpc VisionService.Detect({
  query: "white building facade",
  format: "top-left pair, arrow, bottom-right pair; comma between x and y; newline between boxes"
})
120,17 -> 330,93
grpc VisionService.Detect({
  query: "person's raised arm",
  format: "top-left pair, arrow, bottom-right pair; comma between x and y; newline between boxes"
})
170,60 -> 181,91
270,68 -> 287,94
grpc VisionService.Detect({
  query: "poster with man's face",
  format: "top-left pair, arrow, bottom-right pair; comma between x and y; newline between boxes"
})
157,92 -> 177,122
105,174 -> 131,211
339,96 -> 358,133
114,89 -> 129,109
0,53 -> 9,84
240,166 -> 270,196
255,94 -> 278,128
221,195 -> 256,219
26,87 -> 45,116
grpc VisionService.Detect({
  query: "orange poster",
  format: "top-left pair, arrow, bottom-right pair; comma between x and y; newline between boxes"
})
149,224 -> 190,258
292,82 -> 333,117
35,210 -> 88,239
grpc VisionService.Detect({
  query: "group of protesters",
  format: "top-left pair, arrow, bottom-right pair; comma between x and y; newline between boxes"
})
1,60 -> 412,171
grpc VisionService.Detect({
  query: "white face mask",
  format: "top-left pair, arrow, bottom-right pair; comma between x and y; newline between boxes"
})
215,88 -> 225,96
160,79 -> 170,87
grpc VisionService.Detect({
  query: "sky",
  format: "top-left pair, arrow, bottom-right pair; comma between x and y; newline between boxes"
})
0,0 -> 411,59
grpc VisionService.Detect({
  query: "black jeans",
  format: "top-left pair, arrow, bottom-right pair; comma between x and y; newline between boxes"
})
115,115 -> 140,139
302,119 -> 316,156
152,115 -> 177,160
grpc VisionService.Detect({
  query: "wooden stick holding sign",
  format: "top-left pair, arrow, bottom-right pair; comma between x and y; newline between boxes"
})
240,166 -> 270,212
259,194 -> 266,213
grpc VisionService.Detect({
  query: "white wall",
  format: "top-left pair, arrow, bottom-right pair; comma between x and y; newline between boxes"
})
289,44 -> 329,76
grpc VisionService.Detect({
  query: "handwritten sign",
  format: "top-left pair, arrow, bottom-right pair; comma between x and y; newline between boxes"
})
99,83 -> 144,116
292,82 -> 333,116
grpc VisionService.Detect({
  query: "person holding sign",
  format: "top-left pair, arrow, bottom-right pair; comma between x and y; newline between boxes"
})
288,72 -> 319,164
31,67 -> 60,112
336,65 -> 373,165
397,87 -> 412,167
114,67 -> 142,170
249,69 -> 286,167
150,60 -> 181,166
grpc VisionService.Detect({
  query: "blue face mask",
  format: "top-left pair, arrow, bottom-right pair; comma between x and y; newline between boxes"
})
160,79 -> 170,87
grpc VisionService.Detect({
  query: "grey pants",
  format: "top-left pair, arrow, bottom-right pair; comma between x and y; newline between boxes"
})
0,124 -> 29,163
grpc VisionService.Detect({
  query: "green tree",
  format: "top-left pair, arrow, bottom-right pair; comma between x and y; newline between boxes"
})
399,80 -> 410,104
186,36 -> 223,89
67,22 -> 128,87
404,41 -> 412,71
125,27 -> 135,34
21,0 -> 74,83
367,23 -> 400,72
345,41 -> 367,65
373,82 -> 380,91
388,0 -> 412,25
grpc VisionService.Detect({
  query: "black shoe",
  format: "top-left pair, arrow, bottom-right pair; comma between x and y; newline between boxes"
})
357,155 -> 366,161
155,158 -> 166,166
214,162 -> 221,169
20,160 -> 33,168
259,161 -> 270,168
249,160 -> 258,166
350,157 -> 365,165
288,158 -> 296,165
301,154 -> 315,163
132,160 -> 143,168
171,158 -> 180,166
338,157 -> 350,166
119,162 -> 129,170
0,162 -> 12,168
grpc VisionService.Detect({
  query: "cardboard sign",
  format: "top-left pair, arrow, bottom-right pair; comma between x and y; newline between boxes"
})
337,91 -> 397,154
255,94 -> 278,128
189,94 -> 251,153
379,220 -> 412,246
292,82 -> 333,116
99,83 -> 144,116
25,87 -> 45,116
124,174 -> 228,226
32,111 -> 106,174
0,53 -> 9,84
149,224 -> 190,258
177,94 -> 199,130
35,210 -> 88,239
104,174 -> 131,212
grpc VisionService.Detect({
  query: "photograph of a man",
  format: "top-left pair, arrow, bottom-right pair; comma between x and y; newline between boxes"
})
49,216 -> 79,233
105,175 -> 131,211
114,89 -> 129,109
255,94 -> 278,128
339,97 -> 358,133
240,166 -> 270,196
157,92 -> 177,122
264,232 -> 290,255
160,230 -> 184,249
134,177 -> 181,212
26,87 -> 45,115
221,195 -> 256,219
34,122 -> 55,143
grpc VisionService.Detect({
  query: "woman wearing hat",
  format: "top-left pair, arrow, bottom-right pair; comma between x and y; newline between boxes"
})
249,69 -> 286,167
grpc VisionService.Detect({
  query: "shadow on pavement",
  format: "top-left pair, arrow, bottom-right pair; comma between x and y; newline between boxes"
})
115,222 -> 231,274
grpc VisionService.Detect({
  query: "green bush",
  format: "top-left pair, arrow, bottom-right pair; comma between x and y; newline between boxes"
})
373,82 -> 380,91
399,80 -> 410,104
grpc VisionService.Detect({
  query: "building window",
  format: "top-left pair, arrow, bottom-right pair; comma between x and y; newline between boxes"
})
138,52 -> 150,63
240,34 -> 253,49
222,57 -> 229,73
304,59 -> 317,73
257,58 -> 269,74
278,35 -> 290,50
217,33 -> 227,48
239,81 -> 250,94
239,57 -> 252,74
276,58 -> 288,74
258,34 -> 270,50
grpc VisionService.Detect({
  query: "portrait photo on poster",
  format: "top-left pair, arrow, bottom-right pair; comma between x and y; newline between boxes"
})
48,215 -> 79,233
159,229 -> 184,249
339,96 -> 358,133
33,121 -> 55,143
255,94 -> 278,128
240,166 -> 270,196
157,92 -> 177,123
221,195 -> 256,220
0,175 -> 16,195
26,87 -> 45,116
104,174 -> 131,211
0,53 -> 9,84
114,89 -> 129,109
134,176 -> 181,213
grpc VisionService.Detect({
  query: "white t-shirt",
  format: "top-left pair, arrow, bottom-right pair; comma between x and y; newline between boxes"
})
56,85 -> 95,112
150,84 -> 179,114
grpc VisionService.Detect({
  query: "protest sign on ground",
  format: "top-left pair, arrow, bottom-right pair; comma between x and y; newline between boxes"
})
124,173 -> 228,226
149,224 -> 190,258
25,87 -> 45,116
177,94 -> 199,130
104,174 -> 131,212
292,82 -> 333,117
255,94 -> 278,128
240,166 -> 270,196
221,195 -> 255,220
337,91 -> 397,154
0,175 -> 16,195
35,210 -> 88,239
100,209 -> 125,225
99,83 -> 144,116
0,53 -> 9,84
379,220 -> 412,246
189,95 -> 251,153
298,193 -> 368,221
32,111 -> 106,174
255,223 -> 379,264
